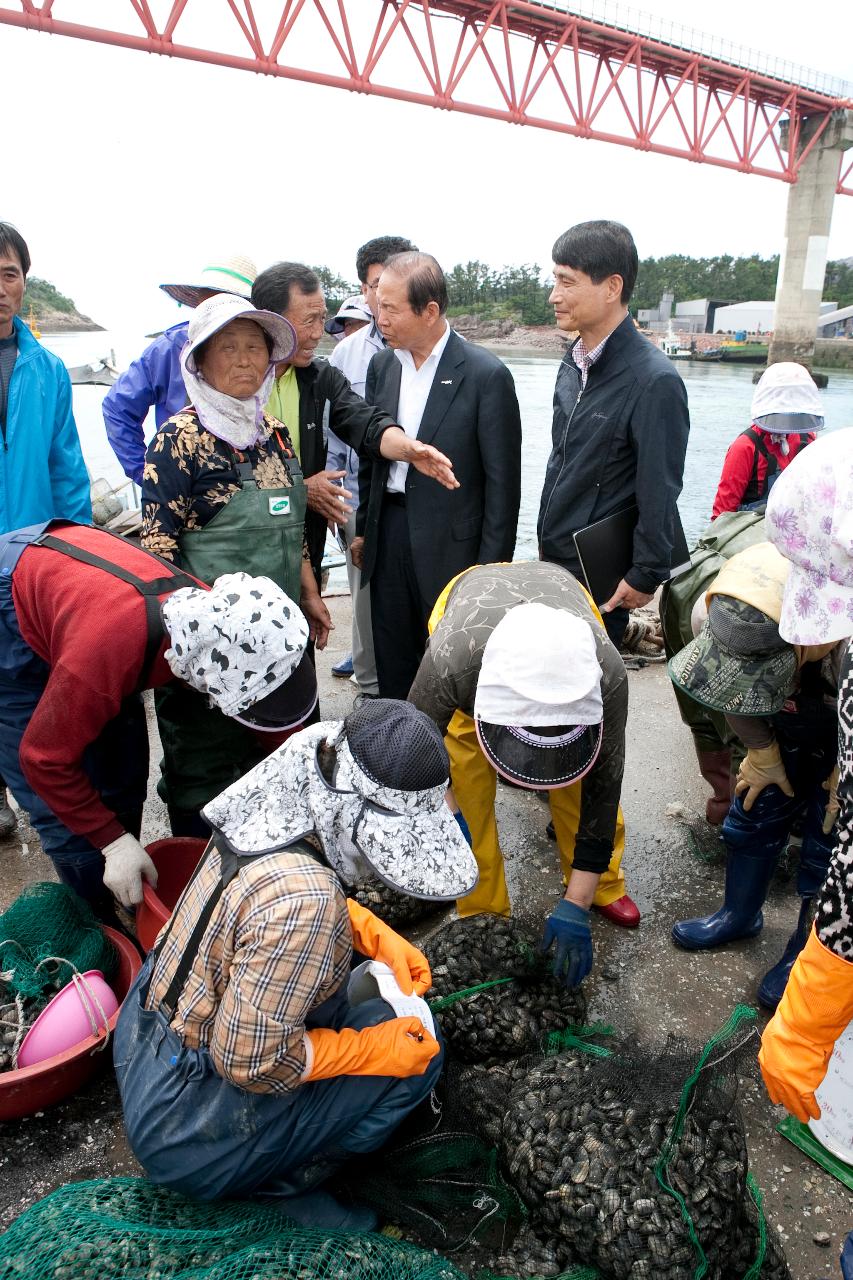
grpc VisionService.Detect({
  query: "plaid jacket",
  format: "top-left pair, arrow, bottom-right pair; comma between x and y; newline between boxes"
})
145,842 -> 352,1093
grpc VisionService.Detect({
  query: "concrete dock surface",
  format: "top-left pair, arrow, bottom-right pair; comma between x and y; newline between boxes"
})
0,591 -> 850,1277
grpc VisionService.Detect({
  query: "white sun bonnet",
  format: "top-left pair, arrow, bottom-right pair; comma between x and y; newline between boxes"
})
474,603 -> 603,727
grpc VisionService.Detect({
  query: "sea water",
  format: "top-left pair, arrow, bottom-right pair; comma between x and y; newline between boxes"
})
45,331 -> 853,558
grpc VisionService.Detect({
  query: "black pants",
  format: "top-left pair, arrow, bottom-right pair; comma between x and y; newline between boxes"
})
600,605 -> 629,649
370,499 -> 431,700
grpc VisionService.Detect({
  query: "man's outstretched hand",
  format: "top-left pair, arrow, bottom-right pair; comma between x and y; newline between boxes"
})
379,427 -> 459,491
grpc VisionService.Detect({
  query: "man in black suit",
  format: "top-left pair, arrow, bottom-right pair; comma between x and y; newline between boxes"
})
350,253 -> 521,699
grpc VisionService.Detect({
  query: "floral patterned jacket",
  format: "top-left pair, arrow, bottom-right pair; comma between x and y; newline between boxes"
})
140,408 -> 307,563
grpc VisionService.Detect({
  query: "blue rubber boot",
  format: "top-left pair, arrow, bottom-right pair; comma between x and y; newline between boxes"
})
757,895 -> 814,1010
671,847 -> 776,949
757,805 -> 833,1010
842,1230 -> 853,1280
673,771 -> 801,951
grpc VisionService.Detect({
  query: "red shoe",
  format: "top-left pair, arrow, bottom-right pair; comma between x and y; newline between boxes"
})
594,895 -> 641,928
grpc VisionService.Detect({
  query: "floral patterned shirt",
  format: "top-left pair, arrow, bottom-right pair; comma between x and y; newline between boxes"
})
140,408 -> 306,563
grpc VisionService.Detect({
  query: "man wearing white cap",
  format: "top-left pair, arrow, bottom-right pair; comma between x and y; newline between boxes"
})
0,518 -> 316,921
408,561 -> 638,988
103,254 -> 257,485
712,362 -> 823,517
324,295 -> 372,342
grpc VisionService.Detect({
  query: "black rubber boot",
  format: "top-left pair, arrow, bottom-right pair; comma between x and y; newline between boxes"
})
0,786 -> 17,839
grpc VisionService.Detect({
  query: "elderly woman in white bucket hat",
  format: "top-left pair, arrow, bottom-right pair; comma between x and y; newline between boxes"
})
140,293 -> 329,838
758,429 -> 853,1127
103,253 -> 258,485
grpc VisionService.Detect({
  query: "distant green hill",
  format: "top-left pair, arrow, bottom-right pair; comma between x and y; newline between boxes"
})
22,276 -> 101,331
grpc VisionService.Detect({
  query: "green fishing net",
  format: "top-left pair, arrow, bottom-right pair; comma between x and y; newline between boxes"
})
0,1178 -> 468,1280
0,883 -> 117,1005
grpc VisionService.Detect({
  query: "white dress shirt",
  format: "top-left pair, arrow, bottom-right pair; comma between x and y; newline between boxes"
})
386,322 -> 452,494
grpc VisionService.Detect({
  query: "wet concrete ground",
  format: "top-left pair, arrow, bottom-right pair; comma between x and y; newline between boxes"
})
0,593 -> 850,1275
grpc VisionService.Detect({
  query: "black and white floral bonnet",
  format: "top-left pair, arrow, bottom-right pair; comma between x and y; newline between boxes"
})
162,572 -> 309,718
202,702 -> 479,900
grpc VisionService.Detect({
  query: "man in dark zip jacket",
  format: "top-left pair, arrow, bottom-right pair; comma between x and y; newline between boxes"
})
537,221 -> 690,648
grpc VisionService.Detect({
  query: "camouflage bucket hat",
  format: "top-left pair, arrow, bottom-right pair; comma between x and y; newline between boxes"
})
668,595 -> 797,716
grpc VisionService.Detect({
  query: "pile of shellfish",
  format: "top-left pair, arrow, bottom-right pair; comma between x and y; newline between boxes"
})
424,915 -> 588,1061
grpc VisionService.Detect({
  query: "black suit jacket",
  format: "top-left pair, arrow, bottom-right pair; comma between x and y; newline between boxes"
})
357,329 -> 522,614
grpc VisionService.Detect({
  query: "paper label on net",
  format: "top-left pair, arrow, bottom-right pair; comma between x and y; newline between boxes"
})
348,960 -> 435,1038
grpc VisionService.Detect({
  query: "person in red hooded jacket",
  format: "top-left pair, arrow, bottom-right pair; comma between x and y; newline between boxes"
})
712,362 -> 823,518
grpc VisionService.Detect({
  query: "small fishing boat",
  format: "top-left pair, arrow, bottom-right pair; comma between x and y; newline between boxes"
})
67,354 -> 119,387
658,328 -> 692,360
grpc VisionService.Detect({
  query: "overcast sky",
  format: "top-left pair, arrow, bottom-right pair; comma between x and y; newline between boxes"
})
3,0 -> 852,332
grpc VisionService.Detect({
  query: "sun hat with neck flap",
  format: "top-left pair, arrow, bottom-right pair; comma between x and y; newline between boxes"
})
766,427 -> 853,645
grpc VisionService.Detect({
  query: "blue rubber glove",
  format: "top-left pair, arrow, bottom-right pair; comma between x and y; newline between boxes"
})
453,811 -> 472,846
541,899 -> 592,989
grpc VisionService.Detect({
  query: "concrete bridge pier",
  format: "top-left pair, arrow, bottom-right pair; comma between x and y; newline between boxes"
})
769,108 -> 853,367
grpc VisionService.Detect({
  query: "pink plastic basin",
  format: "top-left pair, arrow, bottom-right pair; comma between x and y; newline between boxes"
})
136,837 -> 208,952
0,927 -> 142,1121
18,970 -> 119,1068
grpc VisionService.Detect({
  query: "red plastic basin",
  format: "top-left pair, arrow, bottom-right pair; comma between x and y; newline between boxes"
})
0,927 -> 142,1122
136,837 -> 208,953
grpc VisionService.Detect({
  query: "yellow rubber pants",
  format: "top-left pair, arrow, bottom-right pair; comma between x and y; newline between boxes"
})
447,710 -> 627,917
428,568 -> 626,917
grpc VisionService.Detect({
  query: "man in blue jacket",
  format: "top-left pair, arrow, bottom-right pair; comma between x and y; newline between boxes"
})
537,221 -> 690,651
102,254 -> 256,484
0,220 -> 91,837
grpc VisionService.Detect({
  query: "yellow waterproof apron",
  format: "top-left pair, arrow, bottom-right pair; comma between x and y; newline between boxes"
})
156,445 -> 308,818
430,569 -> 627,917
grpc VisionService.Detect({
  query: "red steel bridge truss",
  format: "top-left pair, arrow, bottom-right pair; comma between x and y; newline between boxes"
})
2,0 -> 852,194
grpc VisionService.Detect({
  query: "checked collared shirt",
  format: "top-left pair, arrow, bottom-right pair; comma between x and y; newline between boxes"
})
145,842 -> 352,1093
571,332 -> 609,390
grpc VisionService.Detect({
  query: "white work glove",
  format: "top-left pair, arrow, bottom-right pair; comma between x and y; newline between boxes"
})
101,833 -> 158,908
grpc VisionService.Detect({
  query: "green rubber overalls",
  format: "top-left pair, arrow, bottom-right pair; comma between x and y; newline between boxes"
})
156,443 -> 308,827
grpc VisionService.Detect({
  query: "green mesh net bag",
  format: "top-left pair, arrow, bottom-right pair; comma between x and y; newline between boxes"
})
492,1008 -> 790,1280
0,883 -> 117,1005
0,1178 -> 470,1280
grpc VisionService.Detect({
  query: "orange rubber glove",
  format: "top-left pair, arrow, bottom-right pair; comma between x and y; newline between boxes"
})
346,899 -> 431,996
759,926 -> 853,1123
303,1019 -> 440,1082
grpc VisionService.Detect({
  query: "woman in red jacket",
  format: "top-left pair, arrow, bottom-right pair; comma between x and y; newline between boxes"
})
712,362 -> 824,518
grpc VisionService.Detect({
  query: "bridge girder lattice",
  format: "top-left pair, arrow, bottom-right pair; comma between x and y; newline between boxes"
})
2,0 -> 851,194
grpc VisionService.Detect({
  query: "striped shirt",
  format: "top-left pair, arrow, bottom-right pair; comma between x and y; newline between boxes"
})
145,843 -> 352,1094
